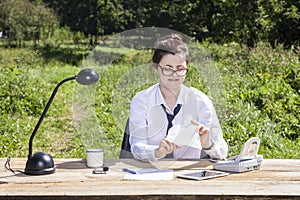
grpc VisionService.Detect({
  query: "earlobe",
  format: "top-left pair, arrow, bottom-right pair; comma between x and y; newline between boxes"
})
152,63 -> 159,73
154,66 -> 159,73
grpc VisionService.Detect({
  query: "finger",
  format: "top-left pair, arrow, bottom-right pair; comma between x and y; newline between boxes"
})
164,137 -> 171,143
164,139 -> 178,152
191,120 -> 206,132
162,139 -> 172,152
168,141 -> 176,152
199,127 -> 209,135
159,140 -> 169,151
172,143 -> 178,151
191,120 -> 200,126
160,139 -> 168,146
199,130 -> 210,145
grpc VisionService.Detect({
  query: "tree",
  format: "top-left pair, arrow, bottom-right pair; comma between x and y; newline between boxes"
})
258,0 -> 300,47
0,0 -> 59,47
43,0 -> 128,44
3,0 -> 298,47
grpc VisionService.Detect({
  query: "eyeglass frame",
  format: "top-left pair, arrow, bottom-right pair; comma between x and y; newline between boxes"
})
157,64 -> 188,77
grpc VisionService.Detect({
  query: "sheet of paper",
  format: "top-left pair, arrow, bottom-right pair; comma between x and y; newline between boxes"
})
123,168 -> 174,181
166,120 -> 200,149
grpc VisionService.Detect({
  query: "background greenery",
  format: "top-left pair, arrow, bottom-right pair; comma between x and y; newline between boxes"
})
0,41 -> 299,159
0,0 -> 299,48
0,0 -> 299,159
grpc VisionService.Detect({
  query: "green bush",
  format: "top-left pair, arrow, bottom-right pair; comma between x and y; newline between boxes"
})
206,42 -> 300,158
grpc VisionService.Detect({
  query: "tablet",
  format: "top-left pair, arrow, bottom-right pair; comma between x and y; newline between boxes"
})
177,170 -> 229,180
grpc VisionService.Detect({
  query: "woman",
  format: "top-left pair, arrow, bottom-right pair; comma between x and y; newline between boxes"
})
129,34 -> 228,162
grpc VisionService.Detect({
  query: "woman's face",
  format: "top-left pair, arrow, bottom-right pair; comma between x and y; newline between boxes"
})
157,53 -> 188,90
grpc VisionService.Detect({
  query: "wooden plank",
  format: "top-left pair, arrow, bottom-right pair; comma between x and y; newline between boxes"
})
0,158 -> 299,199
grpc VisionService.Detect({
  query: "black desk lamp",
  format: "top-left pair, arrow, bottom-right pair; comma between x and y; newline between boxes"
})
24,68 -> 99,175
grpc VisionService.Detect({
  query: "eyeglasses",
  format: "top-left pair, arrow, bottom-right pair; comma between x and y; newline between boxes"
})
158,65 -> 188,76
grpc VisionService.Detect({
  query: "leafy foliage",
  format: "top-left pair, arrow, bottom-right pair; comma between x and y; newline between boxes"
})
0,47 -> 80,158
1,0 -> 299,47
0,0 -> 59,47
205,42 -> 300,158
0,42 -> 299,159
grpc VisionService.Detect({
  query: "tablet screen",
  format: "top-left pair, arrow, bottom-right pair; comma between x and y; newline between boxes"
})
177,170 -> 229,180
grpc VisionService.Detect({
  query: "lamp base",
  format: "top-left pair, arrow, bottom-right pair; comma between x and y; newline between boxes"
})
25,152 -> 55,175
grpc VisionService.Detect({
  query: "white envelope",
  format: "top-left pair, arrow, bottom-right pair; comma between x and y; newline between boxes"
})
166,120 -> 200,149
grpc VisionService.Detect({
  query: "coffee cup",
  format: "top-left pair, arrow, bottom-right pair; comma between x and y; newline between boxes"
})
86,149 -> 104,168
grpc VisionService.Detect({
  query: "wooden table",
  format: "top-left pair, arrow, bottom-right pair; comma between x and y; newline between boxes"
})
0,158 -> 299,199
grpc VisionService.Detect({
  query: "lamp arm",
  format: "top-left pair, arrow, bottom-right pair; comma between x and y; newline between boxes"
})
28,76 -> 77,158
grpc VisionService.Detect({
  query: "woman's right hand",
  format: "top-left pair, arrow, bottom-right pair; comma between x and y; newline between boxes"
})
154,138 -> 178,158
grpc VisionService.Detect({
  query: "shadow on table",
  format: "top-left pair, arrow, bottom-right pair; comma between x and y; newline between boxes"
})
116,158 -> 213,170
55,159 -> 87,170
55,158 -> 214,171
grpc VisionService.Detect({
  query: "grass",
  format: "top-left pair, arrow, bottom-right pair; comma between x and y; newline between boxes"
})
0,41 -> 299,159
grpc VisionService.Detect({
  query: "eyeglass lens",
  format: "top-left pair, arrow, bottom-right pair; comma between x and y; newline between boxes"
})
159,65 -> 187,76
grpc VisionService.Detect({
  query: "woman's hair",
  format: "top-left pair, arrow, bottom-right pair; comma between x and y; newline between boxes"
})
152,34 -> 189,66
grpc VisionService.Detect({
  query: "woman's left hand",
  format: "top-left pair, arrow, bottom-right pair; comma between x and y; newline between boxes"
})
191,120 -> 212,149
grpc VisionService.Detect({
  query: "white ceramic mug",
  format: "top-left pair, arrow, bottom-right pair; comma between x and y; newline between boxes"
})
86,149 -> 104,168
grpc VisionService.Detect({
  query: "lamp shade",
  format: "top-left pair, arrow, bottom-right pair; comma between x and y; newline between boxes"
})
76,68 -> 99,85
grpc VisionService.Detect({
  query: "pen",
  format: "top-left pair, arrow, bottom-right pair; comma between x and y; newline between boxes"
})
123,168 -> 137,174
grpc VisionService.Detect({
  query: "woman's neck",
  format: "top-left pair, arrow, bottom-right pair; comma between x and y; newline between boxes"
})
159,84 -> 180,111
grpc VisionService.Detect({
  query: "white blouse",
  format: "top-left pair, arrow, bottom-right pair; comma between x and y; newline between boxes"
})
129,83 -> 228,162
